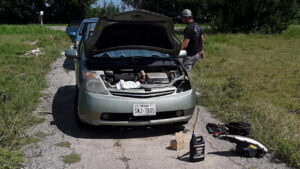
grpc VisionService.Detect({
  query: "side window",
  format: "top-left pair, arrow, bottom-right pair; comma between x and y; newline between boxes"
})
79,23 -> 88,35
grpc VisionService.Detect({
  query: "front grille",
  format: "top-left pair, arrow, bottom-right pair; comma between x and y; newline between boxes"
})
109,90 -> 175,98
101,111 -> 181,121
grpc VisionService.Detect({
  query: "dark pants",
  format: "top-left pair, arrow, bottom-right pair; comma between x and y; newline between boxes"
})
182,53 -> 200,73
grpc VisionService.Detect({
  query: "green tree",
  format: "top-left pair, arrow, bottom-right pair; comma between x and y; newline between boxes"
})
0,0 -> 45,23
122,0 -> 297,33
208,0 -> 297,33
44,0 -> 97,23
0,0 -> 97,24
121,0 -> 207,22
86,1 -> 120,18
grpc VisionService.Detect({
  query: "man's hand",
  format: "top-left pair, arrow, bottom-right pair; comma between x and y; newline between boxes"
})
181,38 -> 190,50
199,51 -> 204,59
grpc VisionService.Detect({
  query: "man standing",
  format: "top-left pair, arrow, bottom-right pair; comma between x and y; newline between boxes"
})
181,9 -> 204,73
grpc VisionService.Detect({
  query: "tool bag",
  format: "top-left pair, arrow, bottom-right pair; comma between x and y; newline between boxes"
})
205,123 -> 228,136
206,122 -> 251,136
225,122 -> 251,136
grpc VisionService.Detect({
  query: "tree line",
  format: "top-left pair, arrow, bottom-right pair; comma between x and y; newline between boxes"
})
0,0 -> 119,24
0,0 -> 299,33
122,0 -> 300,33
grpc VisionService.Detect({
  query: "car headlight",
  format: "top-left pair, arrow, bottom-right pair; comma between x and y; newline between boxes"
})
82,71 -> 108,95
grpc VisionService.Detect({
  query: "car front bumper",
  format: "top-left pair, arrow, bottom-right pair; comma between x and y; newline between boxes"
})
78,89 -> 197,126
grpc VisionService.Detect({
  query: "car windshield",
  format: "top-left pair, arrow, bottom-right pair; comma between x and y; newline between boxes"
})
94,49 -> 171,58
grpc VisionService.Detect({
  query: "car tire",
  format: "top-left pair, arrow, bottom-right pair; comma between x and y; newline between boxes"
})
74,86 -> 89,128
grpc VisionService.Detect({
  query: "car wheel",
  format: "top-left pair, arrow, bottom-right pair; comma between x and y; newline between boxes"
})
74,86 -> 89,128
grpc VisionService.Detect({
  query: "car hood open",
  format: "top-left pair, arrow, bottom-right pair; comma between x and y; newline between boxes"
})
85,10 -> 181,57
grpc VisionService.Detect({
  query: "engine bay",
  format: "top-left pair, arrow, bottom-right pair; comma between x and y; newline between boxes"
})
85,56 -> 192,92
102,69 -> 178,85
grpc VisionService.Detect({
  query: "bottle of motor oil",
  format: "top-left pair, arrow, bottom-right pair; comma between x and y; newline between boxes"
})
189,134 -> 205,162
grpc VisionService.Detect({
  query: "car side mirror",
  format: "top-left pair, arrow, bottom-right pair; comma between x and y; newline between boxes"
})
65,49 -> 78,59
178,50 -> 187,58
70,32 -> 76,37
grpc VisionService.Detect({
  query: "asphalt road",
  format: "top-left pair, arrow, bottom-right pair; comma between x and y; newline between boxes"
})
47,26 -> 66,31
22,53 -> 290,169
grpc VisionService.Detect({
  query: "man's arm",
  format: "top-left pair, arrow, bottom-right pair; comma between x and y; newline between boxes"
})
199,35 -> 204,59
181,38 -> 190,50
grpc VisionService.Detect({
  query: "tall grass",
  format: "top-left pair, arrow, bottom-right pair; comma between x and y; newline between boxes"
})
0,25 -> 70,168
176,25 -> 300,167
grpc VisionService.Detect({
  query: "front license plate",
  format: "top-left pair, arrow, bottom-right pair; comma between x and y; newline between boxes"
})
133,104 -> 156,116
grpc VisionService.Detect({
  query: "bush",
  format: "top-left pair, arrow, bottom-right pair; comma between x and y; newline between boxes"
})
208,0 -> 297,33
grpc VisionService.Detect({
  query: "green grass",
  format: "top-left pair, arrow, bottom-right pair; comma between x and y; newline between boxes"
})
62,153 -> 81,164
177,25 -> 300,167
0,24 -> 65,34
0,147 -> 23,169
44,24 -> 68,26
0,25 -> 71,168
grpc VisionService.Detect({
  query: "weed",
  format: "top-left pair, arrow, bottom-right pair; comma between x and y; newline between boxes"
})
62,153 -> 81,164
55,141 -> 71,148
248,166 -> 256,169
26,137 -> 41,144
114,140 -> 121,147
119,155 -> 130,163
33,132 -> 48,139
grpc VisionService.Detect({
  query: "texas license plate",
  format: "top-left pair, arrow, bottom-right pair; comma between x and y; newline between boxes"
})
133,104 -> 156,116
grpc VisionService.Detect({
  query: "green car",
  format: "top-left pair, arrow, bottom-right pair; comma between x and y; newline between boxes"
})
65,10 -> 198,127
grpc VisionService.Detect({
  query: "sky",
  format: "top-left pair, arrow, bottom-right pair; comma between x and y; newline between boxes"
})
98,0 -> 122,7
97,0 -> 133,10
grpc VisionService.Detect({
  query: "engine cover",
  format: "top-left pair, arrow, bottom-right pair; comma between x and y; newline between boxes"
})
146,72 -> 169,84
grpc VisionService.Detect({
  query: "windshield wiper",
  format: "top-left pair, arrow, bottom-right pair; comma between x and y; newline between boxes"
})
150,55 -> 175,61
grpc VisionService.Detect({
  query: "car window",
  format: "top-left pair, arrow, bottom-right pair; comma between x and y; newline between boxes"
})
90,23 -> 96,31
94,49 -> 171,58
79,23 -> 88,35
88,23 -> 97,37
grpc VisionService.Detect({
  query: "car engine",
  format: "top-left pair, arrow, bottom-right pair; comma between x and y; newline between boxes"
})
86,57 -> 192,92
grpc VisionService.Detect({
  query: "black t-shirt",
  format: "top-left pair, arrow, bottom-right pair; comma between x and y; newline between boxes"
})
184,22 -> 203,56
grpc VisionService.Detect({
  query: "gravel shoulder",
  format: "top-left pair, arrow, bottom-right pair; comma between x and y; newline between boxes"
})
22,53 -> 291,169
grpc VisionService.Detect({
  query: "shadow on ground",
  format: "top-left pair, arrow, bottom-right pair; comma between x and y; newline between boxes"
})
208,150 -> 238,157
63,57 -> 75,71
52,85 -> 185,139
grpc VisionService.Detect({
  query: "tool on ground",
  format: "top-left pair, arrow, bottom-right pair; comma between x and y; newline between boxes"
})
170,131 -> 184,151
189,107 -> 205,162
218,135 -> 268,158
206,122 -> 251,136
206,123 -> 228,136
206,122 -> 267,158
225,122 -> 251,136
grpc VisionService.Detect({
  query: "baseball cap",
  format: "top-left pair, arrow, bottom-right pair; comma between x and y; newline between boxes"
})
182,9 -> 192,17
